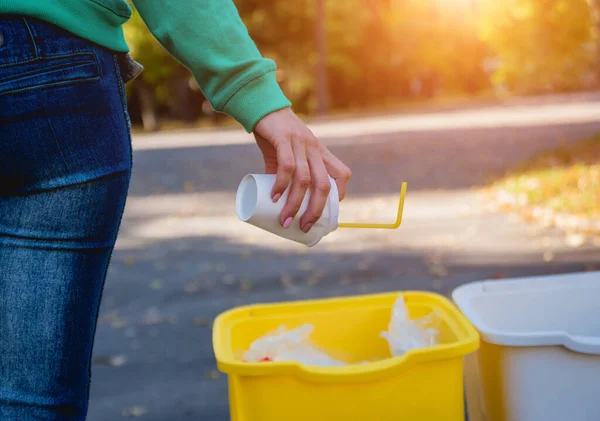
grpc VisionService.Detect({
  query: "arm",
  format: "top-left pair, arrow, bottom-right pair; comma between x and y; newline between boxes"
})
131,0 -> 290,133
132,0 -> 351,231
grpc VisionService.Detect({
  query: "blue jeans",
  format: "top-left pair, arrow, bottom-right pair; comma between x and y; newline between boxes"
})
0,16 -> 132,420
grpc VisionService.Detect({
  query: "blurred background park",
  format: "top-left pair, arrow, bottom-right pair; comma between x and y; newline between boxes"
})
124,0 -> 599,130
88,1 -> 600,419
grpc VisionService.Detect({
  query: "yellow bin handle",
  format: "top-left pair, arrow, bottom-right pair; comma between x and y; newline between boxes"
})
338,182 -> 407,229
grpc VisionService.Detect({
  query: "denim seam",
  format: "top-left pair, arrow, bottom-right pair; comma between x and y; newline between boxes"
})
112,54 -> 132,133
0,52 -> 102,97
47,115 -> 70,170
21,17 -> 39,59
0,76 -> 101,97
81,54 -> 134,404
0,60 -> 96,84
0,52 -> 97,69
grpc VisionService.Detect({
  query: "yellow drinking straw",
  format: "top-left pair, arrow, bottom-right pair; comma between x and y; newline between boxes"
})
338,182 -> 407,229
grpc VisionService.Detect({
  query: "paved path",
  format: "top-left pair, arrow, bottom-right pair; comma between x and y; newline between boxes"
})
88,98 -> 600,421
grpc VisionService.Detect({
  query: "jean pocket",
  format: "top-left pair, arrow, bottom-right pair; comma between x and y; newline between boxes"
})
0,52 -> 100,97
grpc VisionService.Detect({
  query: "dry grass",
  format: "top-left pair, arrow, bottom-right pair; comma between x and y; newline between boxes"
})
494,136 -> 600,218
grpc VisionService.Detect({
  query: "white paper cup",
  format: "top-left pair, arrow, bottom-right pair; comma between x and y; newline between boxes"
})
236,174 -> 339,247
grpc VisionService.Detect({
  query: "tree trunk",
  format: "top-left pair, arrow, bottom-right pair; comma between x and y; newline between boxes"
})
315,0 -> 329,114
138,82 -> 158,132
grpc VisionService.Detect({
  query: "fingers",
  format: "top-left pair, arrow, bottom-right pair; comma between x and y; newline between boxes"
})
280,134 -> 311,227
270,136 -> 295,202
255,134 -> 279,174
300,139 -> 330,233
253,108 -> 351,234
320,145 -> 352,200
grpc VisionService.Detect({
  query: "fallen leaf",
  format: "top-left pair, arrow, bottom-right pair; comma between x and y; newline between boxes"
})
430,265 -> 449,279
540,237 -> 553,248
149,279 -> 163,290
239,279 -> 253,294
584,263 -> 597,272
297,260 -> 314,272
425,254 -> 442,266
305,276 -> 320,286
197,262 -> 213,273
490,271 -> 506,279
143,307 -> 161,325
125,327 -> 136,338
122,406 -> 147,418
240,249 -> 252,260
222,274 -> 236,285
279,274 -> 293,287
339,276 -> 351,285
153,261 -> 167,271
109,355 -> 128,367
123,256 -> 135,267
94,355 -> 127,367
565,234 -> 586,248
184,282 -> 201,294
205,369 -> 221,380
183,181 -> 195,193
106,311 -> 127,329
193,317 -> 211,328
357,260 -> 371,271
543,250 -> 555,262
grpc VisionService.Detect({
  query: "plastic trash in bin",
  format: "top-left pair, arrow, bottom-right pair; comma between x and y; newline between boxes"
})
380,295 -> 439,356
242,324 -> 345,367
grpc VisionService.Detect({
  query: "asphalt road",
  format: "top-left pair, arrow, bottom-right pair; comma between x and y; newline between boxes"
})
88,96 -> 600,421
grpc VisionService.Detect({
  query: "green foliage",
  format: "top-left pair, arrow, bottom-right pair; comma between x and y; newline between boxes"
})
123,6 -> 186,108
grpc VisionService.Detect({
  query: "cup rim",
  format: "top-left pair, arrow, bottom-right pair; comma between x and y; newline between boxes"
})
236,174 -> 258,222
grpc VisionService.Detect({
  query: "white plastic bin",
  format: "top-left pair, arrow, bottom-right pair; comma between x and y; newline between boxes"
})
453,271 -> 600,421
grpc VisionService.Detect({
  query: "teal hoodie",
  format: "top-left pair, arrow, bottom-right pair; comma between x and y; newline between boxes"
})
0,0 -> 291,132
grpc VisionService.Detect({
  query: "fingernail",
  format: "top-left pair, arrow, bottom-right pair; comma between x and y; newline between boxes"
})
272,193 -> 281,203
282,217 -> 293,229
302,223 -> 313,233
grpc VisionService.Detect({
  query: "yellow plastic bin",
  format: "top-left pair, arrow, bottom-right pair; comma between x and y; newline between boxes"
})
213,292 -> 479,421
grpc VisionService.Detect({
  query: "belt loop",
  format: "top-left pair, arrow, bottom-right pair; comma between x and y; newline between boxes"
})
21,17 -> 39,59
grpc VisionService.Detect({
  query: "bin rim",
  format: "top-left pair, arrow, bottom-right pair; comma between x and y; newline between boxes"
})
452,271 -> 600,355
213,291 -> 479,384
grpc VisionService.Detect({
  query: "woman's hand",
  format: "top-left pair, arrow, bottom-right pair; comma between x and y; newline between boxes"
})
253,108 -> 352,233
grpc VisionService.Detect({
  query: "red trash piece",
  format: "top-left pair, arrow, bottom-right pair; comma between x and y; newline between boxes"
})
260,357 -> 271,362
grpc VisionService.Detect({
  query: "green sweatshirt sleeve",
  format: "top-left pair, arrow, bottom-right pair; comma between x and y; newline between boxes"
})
131,0 -> 291,132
